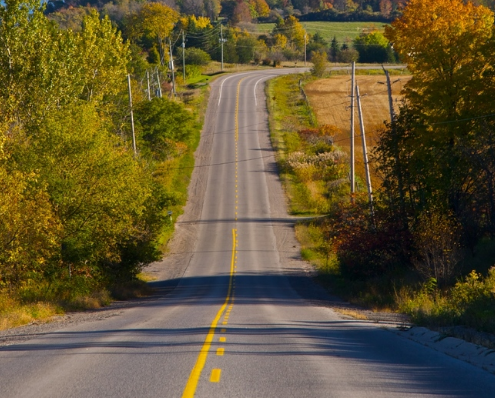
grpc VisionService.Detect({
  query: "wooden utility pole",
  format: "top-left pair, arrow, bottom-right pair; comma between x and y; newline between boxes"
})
220,24 -> 226,71
169,38 -> 176,97
182,31 -> 186,82
156,68 -> 162,98
127,74 -> 137,156
350,61 -> 356,203
146,70 -> 151,101
382,66 -> 395,123
356,84 -> 373,214
304,33 -> 307,66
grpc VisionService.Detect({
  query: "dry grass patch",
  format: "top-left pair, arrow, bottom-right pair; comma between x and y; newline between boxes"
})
333,308 -> 368,320
0,299 -> 60,331
305,74 -> 411,187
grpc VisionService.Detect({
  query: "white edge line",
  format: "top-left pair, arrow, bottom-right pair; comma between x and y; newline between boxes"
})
253,77 -> 266,106
218,68 -> 310,106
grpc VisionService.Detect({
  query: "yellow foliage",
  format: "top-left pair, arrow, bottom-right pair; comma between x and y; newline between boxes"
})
385,0 -> 495,120
274,34 -> 288,49
385,0 -> 493,73
179,15 -> 212,30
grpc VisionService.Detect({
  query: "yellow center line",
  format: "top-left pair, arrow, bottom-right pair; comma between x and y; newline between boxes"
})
210,369 -> 221,383
181,229 -> 237,398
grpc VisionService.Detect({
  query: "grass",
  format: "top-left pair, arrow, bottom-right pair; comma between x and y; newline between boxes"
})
333,308 -> 368,320
255,21 -> 389,44
267,73 -> 329,215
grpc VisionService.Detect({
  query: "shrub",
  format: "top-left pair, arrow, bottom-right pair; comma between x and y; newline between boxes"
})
178,47 -> 211,65
331,202 -> 413,279
412,210 -> 462,286
310,50 -> 328,77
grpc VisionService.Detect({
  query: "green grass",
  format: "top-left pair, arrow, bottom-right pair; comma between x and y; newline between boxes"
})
267,73 -> 325,215
256,21 -> 389,44
185,74 -> 212,86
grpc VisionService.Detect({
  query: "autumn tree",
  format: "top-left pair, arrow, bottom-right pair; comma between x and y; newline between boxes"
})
310,50 -> 327,77
385,0 -> 494,123
272,16 -> 306,51
126,2 -> 179,66
377,0 -> 495,259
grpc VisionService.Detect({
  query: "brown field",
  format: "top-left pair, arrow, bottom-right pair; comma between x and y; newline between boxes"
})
305,74 -> 412,188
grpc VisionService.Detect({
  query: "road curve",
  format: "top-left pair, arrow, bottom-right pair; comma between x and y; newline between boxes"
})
1,69 -> 495,398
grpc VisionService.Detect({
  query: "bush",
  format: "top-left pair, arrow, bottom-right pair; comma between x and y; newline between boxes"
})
337,48 -> 359,63
331,202 -> 413,279
178,47 -> 211,65
310,50 -> 327,77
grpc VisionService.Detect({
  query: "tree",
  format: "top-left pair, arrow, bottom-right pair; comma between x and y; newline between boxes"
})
178,47 -> 212,65
135,97 -> 198,161
310,50 -> 327,77
272,15 -> 306,51
385,0 -> 494,122
232,1 -> 252,24
329,36 -> 340,62
236,35 -> 259,63
248,0 -> 270,18
353,30 -> 393,63
77,10 -> 130,104
126,2 -> 179,66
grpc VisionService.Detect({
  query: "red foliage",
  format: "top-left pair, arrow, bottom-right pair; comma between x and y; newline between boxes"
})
326,198 -> 412,279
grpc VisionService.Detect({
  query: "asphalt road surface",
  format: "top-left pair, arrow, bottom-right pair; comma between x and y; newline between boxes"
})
1,69 -> 495,398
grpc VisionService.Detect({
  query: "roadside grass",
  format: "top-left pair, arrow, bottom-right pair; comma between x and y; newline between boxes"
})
333,308 -> 368,320
256,21 -> 389,44
266,73 -> 327,215
0,294 -> 60,330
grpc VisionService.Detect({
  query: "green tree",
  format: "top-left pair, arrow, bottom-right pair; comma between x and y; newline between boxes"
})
126,3 -> 179,66
353,31 -> 393,63
310,50 -> 327,77
236,35 -> 259,64
329,36 -> 340,62
135,97 -> 198,162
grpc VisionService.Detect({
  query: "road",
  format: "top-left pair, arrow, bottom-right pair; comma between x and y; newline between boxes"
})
1,69 -> 495,397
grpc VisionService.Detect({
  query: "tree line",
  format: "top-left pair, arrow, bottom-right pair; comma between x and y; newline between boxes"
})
323,0 -> 495,331
0,0 -> 199,301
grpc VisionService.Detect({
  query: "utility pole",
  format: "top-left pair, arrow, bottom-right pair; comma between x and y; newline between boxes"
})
220,24 -> 226,71
304,33 -> 307,66
383,66 -> 395,123
127,74 -> 137,156
182,30 -> 186,83
146,70 -> 151,101
169,38 -> 176,97
350,61 -> 356,203
356,84 -> 373,215
156,68 -> 162,98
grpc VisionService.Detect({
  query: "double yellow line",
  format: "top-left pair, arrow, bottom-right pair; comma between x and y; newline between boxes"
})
181,229 -> 237,398
181,78 -> 243,398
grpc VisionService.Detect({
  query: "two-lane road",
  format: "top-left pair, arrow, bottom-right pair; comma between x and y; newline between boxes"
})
1,69 -> 495,397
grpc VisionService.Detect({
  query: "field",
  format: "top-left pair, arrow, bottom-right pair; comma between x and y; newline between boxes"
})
304,74 -> 411,187
254,21 -> 388,44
